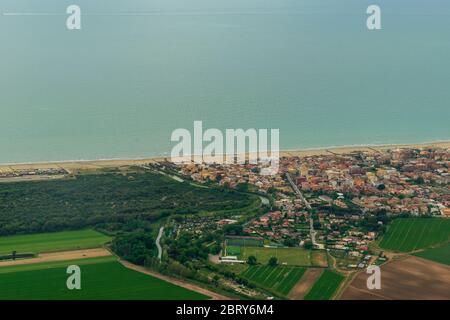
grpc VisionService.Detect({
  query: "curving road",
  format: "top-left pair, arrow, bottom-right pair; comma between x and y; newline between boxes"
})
156,227 -> 164,261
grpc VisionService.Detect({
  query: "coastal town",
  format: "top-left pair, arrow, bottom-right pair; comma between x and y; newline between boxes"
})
0,144 -> 448,300
155,146 -> 449,271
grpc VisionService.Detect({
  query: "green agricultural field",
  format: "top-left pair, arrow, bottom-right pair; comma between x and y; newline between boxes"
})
241,265 -> 305,296
240,247 -> 311,266
0,258 -> 208,300
414,243 -> 450,266
0,229 -> 111,255
0,256 -> 116,274
304,270 -> 344,300
379,218 -> 450,252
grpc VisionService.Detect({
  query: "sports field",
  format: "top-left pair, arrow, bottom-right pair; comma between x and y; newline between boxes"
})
414,243 -> 450,266
0,257 -> 207,300
304,270 -> 344,300
226,245 -> 241,256
240,247 -> 311,266
226,238 -> 263,247
241,265 -> 305,296
379,218 -> 450,252
0,230 -> 111,255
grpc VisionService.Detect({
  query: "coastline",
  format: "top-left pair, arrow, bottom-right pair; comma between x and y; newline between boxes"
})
1,140 -> 449,172
281,140 -> 450,157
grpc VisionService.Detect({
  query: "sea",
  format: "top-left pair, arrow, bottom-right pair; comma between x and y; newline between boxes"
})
0,0 -> 449,164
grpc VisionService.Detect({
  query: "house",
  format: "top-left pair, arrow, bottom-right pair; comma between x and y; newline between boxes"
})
441,208 -> 450,217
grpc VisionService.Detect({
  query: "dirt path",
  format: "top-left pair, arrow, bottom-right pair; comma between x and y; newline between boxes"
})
288,268 -> 323,300
119,260 -> 232,300
311,251 -> 328,267
0,248 -> 111,267
208,253 -> 221,264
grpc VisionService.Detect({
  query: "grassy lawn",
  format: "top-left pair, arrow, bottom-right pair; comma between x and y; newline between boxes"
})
0,258 -> 207,300
240,247 -> 311,266
304,269 -> 345,300
221,263 -> 248,275
414,243 -> 450,266
0,230 -> 111,255
379,218 -> 450,252
241,265 -> 305,296
226,245 -> 241,256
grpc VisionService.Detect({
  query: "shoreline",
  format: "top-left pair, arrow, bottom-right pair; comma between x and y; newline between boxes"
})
1,140 -> 449,172
281,140 -> 450,157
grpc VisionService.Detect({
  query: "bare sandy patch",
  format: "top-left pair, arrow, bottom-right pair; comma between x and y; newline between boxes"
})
311,251 -> 328,267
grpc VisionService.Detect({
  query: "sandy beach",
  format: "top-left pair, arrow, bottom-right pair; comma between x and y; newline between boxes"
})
0,141 -> 449,173
280,140 -> 450,157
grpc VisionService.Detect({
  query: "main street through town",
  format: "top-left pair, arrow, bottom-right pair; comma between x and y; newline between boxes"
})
285,173 -> 317,247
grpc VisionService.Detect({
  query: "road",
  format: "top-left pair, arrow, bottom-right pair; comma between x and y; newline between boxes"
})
140,165 -> 184,183
156,227 -> 164,261
119,260 -> 232,300
285,173 -> 317,246
0,248 -> 112,267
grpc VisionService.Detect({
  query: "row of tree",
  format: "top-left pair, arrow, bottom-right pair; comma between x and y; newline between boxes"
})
247,255 -> 279,267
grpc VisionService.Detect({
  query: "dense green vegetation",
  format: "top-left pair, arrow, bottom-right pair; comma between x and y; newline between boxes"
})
0,258 -> 208,300
414,243 -> 450,265
0,230 -> 111,255
166,232 -> 211,263
111,232 -> 156,265
379,218 -> 450,252
241,265 -> 305,296
0,169 -> 269,299
304,270 -> 344,300
0,170 -> 255,266
0,171 -> 253,236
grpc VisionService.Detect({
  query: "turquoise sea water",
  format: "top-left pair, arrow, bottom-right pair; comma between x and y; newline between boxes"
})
0,0 -> 449,163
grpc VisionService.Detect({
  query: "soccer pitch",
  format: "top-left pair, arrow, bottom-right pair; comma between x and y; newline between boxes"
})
241,265 -> 306,296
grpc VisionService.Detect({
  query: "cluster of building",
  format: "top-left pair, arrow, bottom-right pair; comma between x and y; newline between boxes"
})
167,147 -> 449,266
177,148 -> 450,218
0,167 -> 68,179
179,162 -> 288,193
171,216 -> 239,236
297,149 -> 448,216
244,210 -> 310,243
